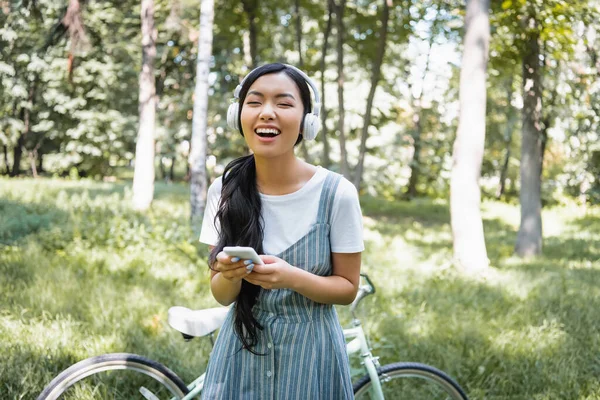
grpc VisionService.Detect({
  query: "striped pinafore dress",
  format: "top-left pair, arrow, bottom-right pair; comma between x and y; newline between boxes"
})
201,172 -> 354,399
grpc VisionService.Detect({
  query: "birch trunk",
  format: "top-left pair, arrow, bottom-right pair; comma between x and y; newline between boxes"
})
450,0 -> 490,273
190,0 -> 214,230
132,0 -> 157,210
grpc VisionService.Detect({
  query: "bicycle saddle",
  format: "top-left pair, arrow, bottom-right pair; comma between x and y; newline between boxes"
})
167,306 -> 230,338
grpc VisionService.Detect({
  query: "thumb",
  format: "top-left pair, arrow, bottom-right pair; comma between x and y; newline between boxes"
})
259,254 -> 280,265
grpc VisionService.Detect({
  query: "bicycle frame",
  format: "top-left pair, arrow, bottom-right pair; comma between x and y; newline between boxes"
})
344,321 -> 384,399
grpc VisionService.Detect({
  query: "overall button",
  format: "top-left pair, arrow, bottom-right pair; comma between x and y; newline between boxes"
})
266,371 -> 273,377
267,342 -> 273,349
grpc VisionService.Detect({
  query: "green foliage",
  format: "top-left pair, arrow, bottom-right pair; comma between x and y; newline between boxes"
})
0,177 -> 213,398
1,0 -> 599,203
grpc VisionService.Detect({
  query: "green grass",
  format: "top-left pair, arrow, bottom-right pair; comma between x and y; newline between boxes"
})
1,177 -> 599,399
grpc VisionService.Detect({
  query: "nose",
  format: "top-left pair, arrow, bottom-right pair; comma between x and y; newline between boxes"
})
259,102 -> 275,120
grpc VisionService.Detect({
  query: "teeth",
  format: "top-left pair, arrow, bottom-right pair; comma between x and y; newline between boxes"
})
256,128 -> 281,135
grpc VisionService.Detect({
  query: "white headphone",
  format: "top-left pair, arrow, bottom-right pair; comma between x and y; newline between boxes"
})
226,64 -> 321,141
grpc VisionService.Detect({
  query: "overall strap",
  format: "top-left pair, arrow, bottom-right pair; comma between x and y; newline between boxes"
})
316,171 -> 343,225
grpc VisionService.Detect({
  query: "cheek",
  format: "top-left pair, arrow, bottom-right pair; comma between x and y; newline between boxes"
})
240,109 -> 251,125
285,111 -> 304,131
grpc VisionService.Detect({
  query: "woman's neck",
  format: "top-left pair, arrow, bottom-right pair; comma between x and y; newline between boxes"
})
254,153 -> 316,195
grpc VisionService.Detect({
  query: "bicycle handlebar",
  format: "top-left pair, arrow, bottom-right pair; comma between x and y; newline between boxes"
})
349,273 -> 376,313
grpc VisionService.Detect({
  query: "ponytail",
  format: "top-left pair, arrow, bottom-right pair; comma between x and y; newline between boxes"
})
209,154 -> 264,354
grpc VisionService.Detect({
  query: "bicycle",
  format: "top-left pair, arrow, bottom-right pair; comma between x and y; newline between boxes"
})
37,273 -> 469,399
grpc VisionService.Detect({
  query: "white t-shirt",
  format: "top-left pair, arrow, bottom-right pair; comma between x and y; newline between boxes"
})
199,166 -> 364,255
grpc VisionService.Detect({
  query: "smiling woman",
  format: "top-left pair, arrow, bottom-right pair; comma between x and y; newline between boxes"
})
240,72 -> 305,157
198,63 -> 364,399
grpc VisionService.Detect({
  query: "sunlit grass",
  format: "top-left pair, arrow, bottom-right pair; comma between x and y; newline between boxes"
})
1,176 -> 599,399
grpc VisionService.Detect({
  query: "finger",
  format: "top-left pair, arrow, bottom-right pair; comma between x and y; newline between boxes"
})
217,251 -> 241,264
223,266 -> 250,281
244,272 -> 266,284
250,263 -> 275,274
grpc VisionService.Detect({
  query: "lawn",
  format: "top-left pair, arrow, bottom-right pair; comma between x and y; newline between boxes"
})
1,177 -> 599,399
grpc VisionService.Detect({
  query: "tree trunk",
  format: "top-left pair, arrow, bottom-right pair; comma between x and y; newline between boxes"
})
450,0 -> 490,273
353,0 -> 391,189
132,0 -> 157,211
335,0 -> 350,178
190,0 -> 214,230
63,0 -> 87,81
38,151 -> 44,173
11,82 -> 35,177
319,0 -> 334,168
496,79 -> 515,199
293,0 -> 312,163
241,0 -> 258,68
515,19 -> 543,257
169,156 -> 175,182
3,145 -> 10,175
159,158 -> 166,180
406,113 -> 422,198
10,136 -> 24,177
28,150 -> 38,178
294,0 -> 303,67
405,33 -> 434,199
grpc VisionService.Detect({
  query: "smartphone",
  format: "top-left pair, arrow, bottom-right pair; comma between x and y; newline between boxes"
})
223,246 -> 264,265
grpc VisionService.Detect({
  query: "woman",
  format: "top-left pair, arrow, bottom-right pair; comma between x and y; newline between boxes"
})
199,63 -> 364,399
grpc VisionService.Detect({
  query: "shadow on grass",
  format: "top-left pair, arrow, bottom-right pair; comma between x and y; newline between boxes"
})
0,198 -> 71,246
570,214 -> 600,235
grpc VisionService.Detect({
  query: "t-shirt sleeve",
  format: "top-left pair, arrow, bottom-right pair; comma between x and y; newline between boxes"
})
329,178 -> 365,253
199,177 -> 223,246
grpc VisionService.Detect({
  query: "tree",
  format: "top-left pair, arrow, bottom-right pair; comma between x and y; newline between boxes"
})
190,0 -> 214,229
514,12 -> 543,257
353,0 -> 391,189
335,0 -> 350,179
450,0 -> 490,272
132,0 -> 157,211
293,0 -> 312,163
241,0 -> 258,68
318,0 -> 334,169
405,31 -> 435,199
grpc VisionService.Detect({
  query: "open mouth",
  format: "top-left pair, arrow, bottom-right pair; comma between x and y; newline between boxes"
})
255,128 -> 281,138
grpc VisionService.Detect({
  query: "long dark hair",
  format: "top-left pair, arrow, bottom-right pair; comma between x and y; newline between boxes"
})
209,63 -> 313,353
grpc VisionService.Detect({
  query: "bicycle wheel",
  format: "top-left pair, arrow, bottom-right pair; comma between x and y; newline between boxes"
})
37,353 -> 190,400
353,362 -> 468,400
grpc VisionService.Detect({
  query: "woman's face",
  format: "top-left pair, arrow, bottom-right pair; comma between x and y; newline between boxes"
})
240,72 -> 305,159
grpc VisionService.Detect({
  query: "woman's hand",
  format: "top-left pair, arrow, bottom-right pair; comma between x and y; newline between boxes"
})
213,251 -> 253,283
244,255 -> 298,290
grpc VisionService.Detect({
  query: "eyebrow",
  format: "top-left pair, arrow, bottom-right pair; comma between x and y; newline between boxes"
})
246,90 -> 296,100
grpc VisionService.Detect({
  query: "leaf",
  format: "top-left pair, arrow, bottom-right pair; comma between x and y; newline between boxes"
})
501,0 -> 512,10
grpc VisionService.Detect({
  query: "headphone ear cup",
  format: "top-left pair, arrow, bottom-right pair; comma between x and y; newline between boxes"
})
302,113 -> 320,141
227,102 -> 240,132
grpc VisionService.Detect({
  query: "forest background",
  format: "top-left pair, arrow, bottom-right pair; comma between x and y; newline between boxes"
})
1,0 -> 600,398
